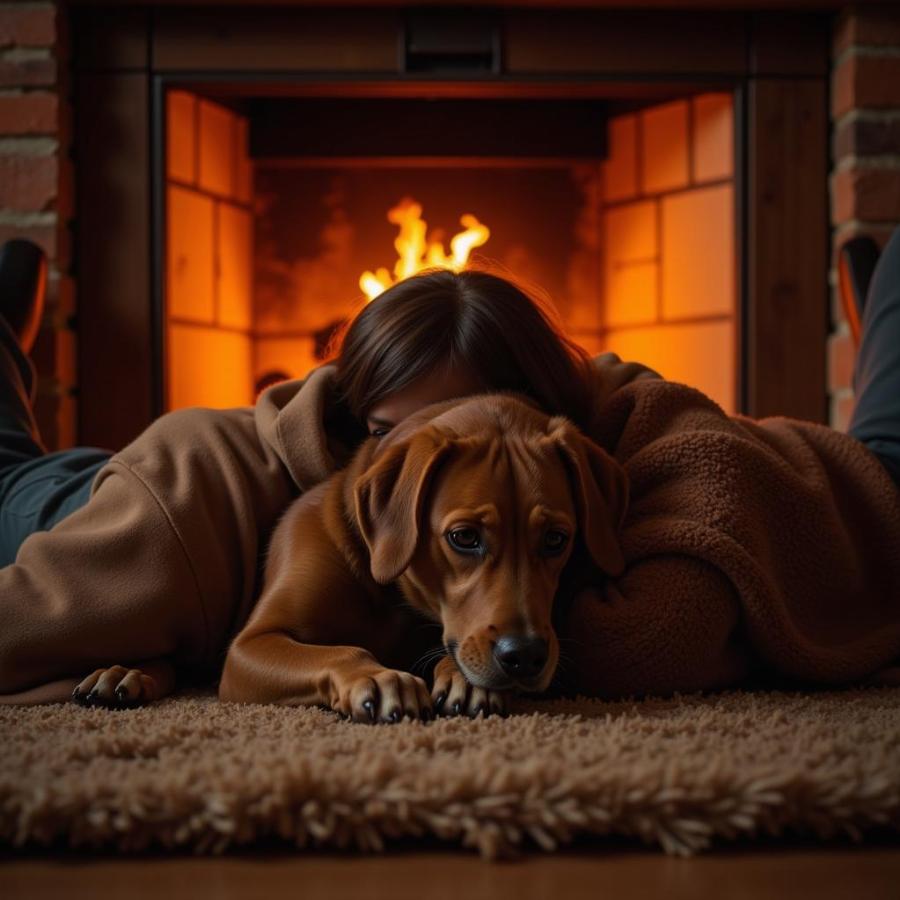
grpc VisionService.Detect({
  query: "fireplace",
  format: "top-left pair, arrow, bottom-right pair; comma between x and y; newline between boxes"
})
71,5 -> 830,452
163,86 -> 736,414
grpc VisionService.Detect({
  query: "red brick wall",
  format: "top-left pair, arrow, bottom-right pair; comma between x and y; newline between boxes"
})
0,0 -> 74,450
829,5 -> 900,433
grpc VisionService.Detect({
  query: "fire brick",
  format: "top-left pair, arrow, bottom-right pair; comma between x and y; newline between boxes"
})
662,184 -> 734,321
217,202 -> 252,331
692,93 -> 733,183
198,99 -> 236,198
167,324 -> 253,411
641,100 -> 689,194
603,200 -> 658,328
603,113 -> 638,202
605,319 -> 736,415
167,90 -> 196,185
167,185 -> 215,323
0,91 -> 57,135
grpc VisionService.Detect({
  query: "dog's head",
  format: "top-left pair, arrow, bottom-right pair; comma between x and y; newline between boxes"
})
353,394 -> 628,694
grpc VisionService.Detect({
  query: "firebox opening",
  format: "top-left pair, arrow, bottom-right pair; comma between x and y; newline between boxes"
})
164,88 -> 736,419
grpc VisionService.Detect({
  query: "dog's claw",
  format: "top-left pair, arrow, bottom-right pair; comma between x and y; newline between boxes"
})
362,699 -> 376,721
434,692 -> 447,711
389,708 -> 402,723
451,700 -> 462,716
115,686 -> 128,703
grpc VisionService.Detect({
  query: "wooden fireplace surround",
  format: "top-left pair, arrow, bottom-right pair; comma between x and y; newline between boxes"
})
70,4 -> 830,451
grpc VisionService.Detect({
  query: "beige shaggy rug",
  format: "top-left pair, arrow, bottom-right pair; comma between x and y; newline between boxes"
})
1,686 -> 899,860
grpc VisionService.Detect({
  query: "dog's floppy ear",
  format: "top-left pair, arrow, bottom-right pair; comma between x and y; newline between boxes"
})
353,428 -> 454,585
541,418 -> 629,576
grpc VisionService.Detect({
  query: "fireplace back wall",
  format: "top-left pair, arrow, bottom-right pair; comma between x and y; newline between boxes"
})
164,86 -> 737,416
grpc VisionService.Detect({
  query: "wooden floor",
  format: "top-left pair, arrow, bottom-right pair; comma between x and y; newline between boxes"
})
2,836 -> 900,899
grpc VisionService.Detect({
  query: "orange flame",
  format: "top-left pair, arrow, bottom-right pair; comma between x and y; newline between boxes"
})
360,198 -> 490,301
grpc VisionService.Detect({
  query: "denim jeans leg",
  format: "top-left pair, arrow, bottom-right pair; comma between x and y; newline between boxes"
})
847,225 -> 900,489
0,313 -> 113,565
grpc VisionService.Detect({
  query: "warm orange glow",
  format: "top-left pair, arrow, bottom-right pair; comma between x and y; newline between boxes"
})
359,198 -> 490,301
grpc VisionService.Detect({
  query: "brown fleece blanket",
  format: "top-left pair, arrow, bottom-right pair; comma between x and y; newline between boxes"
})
555,379 -> 900,699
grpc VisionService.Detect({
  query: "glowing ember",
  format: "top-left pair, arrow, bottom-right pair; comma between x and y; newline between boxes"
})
360,197 -> 490,301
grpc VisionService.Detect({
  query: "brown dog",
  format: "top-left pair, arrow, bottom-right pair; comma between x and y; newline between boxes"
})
217,391 -> 629,723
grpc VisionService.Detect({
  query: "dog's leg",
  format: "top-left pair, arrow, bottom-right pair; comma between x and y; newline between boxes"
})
430,654 -> 511,718
219,631 -> 434,723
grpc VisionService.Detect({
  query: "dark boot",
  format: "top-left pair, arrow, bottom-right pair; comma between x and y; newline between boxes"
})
0,239 -> 47,355
838,236 -> 880,349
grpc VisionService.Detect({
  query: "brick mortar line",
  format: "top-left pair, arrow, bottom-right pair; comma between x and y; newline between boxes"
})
834,155 -> 900,172
833,109 -> 900,129
832,220 -> 900,237
0,3 -> 55,21
0,208 -> 54,225
833,45 -> 900,68
0,47 -> 52,61
0,136 -> 57,156
0,86 -> 56,97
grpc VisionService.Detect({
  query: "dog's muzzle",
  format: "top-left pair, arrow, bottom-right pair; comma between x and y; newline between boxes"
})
492,635 -> 549,685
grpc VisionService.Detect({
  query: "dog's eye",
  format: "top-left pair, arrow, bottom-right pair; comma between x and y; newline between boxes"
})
543,530 -> 569,555
447,528 -> 482,553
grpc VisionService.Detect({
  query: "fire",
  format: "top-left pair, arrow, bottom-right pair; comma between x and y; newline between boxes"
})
360,198 -> 490,301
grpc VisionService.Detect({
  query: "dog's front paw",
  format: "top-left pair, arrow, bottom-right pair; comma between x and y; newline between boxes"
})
71,665 -> 159,709
431,655 -> 510,719
334,667 -> 433,725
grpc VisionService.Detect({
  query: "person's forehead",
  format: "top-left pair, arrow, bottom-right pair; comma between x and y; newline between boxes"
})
367,366 -> 483,420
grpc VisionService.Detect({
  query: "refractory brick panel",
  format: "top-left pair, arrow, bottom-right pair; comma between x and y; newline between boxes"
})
167,184 -> 215,323
604,319 -> 736,415
662,184 -> 735,321
198,99 -> 236,198
167,90 -> 197,184
640,100 -> 689,194
692,93 -> 734,183
217,202 -> 253,331
604,200 -> 658,327
603,113 -> 638,203
167,323 -> 253,411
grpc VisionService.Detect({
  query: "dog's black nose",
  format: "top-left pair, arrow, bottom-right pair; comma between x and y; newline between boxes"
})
493,635 -> 548,680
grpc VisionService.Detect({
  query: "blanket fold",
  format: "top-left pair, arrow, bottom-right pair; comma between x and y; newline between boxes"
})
563,379 -> 900,697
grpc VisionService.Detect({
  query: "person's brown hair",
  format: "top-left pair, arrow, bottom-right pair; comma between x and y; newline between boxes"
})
322,265 -> 595,433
